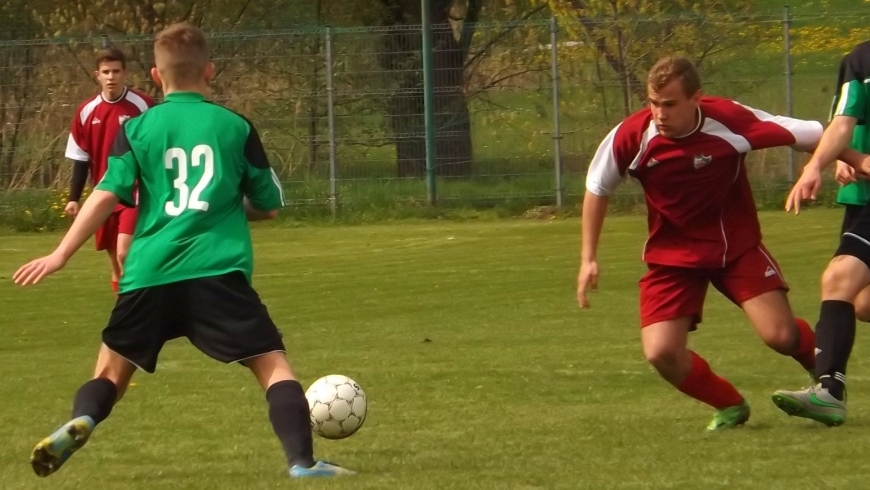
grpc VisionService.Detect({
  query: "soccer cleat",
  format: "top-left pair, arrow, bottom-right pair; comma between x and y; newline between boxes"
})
289,460 -> 356,478
30,416 -> 95,477
706,401 -> 750,431
772,384 -> 846,426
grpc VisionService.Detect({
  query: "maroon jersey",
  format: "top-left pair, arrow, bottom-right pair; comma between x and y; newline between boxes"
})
586,96 -> 823,269
65,87 -> 153,208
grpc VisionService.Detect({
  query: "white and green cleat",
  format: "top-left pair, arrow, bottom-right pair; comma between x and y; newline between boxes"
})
772,384 -> 846,426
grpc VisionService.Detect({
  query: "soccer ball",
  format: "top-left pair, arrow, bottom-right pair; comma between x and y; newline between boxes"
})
305,375 -> 367,439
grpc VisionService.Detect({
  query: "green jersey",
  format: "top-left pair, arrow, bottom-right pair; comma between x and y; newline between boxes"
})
96,92 -> 284,293
833,41 -> 870,205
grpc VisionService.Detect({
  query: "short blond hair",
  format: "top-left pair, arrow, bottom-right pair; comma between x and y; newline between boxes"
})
647,57 -> 701,97
154,23 -> 210,84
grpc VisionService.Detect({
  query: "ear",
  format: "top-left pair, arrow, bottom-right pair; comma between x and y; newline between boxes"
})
204,62 -> 215,83
691,89 -> 702,104
151,67 -> 163,90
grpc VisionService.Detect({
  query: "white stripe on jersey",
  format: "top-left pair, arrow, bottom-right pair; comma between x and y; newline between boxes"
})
628,121 -> 659,172
64,133 -> 90,161
700,117 -> 751,154
125,90 -> 150,113
78,94 -> 102,125
733,101 -> 823,151
835,82 -> 851,116
270,168 -> 286,206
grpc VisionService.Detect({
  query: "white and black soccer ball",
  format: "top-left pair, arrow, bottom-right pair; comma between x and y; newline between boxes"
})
305,375 -> 367,439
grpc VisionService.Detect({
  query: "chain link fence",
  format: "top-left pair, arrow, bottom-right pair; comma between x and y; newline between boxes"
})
1,10 -> 868,218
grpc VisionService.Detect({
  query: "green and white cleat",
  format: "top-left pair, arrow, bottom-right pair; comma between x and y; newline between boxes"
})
706,401 -> 751,431
772,384 -> 846,426
30,416 -> 95,477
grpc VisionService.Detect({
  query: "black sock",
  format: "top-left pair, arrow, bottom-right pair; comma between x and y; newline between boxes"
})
814,300 -> 856,401
71,378 -> 118,424
266,380 -> 315,469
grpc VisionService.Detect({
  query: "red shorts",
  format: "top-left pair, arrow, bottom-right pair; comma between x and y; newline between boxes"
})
638,244 -> 789,328
94,207 -> 138,251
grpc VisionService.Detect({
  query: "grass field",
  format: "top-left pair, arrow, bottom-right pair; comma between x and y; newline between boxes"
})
1,209 -> 870,489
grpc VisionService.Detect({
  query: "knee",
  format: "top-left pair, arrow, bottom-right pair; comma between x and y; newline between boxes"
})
758,321 -> 797,354
643,342 -> 682,372
822,261 -> 861,300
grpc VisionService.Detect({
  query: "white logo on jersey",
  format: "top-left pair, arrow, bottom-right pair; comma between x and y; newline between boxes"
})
693,154 -> 712,169
764,266 -> 777,278
119,115 -> 131,125
91,117 -> 101,125
647,158 -> 661,168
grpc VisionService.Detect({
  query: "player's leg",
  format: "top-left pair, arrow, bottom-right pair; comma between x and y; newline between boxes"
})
115,206 -> 137,275
30,287 -> 172,477
843,205 -> 870,322
97,211 -> 122,293
771,223 -> 870,425
853,285 -> 870,322
713,244 -> 815,373
639,265 -> 747,430
183,272 -> 354,477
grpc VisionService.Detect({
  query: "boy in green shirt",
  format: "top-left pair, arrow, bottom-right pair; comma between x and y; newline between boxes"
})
14,23 -> 354,479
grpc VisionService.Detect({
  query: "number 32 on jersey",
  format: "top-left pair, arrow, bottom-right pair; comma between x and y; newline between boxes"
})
164,145 -> 215,216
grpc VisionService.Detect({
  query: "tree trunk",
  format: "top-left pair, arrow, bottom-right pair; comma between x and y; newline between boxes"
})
379,0 -> 474,178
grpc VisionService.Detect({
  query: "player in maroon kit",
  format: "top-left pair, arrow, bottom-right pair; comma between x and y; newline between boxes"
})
64,47 -> 154,293
577,57 -> 823,430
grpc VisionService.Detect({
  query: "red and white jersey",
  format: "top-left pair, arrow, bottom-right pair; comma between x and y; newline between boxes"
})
65,87 -> 154,186
586,96 -> 823,268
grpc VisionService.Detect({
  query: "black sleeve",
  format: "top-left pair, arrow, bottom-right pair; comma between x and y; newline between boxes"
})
243,119 -> 271,170
69,160 -> 89,202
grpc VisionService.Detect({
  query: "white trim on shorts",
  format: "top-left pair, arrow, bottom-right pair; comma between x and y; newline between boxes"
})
231,349 -> 287,365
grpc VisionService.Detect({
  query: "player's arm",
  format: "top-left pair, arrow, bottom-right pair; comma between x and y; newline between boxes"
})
244,197 -> 278,221
13,190 -> 118,286
803,115 -> 858,173
241,119 -> 284,221
69,160 -> 89,201
579,124 -> 629,308
64,113 -> 91,218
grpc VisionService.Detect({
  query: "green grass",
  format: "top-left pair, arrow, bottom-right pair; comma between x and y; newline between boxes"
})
1,209 -> 870,488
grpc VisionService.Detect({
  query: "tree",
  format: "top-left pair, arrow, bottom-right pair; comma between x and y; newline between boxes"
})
540,0 -> 761,117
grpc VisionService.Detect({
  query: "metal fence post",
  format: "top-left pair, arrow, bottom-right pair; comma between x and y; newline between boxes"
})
101,35 -> 109,48
783,5 -> 795,183
325,26 -> 338,218
421,0 -> 437,206
550,17 -> 563,209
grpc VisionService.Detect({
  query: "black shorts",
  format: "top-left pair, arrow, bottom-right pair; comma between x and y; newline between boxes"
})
836,203 -> 870,270
841,204 -> 864,236
102,272 -> 286,373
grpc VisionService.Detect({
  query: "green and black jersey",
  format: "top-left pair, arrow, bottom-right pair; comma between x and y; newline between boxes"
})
832,41 -> 870,205
97,91 -> 284,293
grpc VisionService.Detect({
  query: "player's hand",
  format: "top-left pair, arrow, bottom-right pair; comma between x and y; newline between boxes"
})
64,201 -> 80,220
785,165 -> 822,215
577,259 -> 599,308
12,252 -> 67,286
835,161 -> 858,185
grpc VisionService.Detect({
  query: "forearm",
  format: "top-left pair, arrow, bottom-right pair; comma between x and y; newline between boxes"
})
55,190 -> 119,260
581,191 -> 609,262
244,197 -> 278,222
69,160 -> 89,202
805,117 -> 857,171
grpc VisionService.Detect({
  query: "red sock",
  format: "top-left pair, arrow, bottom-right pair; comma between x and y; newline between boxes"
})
677,351 -> 744,409
111,280 -> 119,294
792,317 -> 816,371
